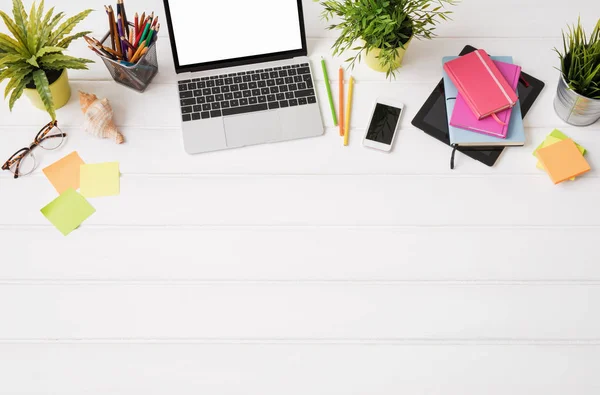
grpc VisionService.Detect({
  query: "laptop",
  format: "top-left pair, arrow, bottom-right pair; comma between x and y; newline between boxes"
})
162,0 -> 325,154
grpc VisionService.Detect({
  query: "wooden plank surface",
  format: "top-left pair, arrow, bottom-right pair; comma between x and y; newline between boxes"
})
2,344 -> 599,395
1,283 -> 599,339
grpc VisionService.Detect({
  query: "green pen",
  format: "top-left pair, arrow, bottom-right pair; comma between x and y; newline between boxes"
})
321,57 -> 338,126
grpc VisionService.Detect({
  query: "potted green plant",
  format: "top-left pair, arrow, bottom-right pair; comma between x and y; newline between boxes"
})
0,0 -> 93,120
317,0 -> 458,78
554,18 -> 600,126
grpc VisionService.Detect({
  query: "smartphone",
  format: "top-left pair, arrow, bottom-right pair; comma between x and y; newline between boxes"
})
362,98 -> 404,152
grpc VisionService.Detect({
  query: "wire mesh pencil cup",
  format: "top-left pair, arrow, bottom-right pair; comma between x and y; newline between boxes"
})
97,27 -> 158,92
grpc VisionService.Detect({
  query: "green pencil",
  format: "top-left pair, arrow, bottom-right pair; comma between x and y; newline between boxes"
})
138,20 -> 151,46
321,57 -> 338,126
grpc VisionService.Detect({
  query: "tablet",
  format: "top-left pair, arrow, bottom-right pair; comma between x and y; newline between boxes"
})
411,45 -> 545,167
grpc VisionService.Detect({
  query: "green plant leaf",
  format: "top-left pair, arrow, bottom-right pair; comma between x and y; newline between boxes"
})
25,54 -> 38,67
8,74 -> 31,110
39,53 -> 92,70
56,30 -> 92,49
32,69 -> 55,120
37,11 -> 63,49
0,10 -> 29,53
48,9 -> 92,47
11,0 -> 28,38
8,74 -> 31,111
36,46 -> 64,57
0,61 -> 30,84
25,1 -> 38,54
0,53 -> 22,67
4,65 -> 32,98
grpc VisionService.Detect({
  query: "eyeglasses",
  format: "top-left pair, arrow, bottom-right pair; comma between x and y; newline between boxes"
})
2,121 -> 67,179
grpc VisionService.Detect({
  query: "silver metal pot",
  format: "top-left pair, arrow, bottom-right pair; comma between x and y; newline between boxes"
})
554,74 -> 600,126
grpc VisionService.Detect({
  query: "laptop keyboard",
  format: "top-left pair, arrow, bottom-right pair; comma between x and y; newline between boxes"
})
178,63 -> 317,122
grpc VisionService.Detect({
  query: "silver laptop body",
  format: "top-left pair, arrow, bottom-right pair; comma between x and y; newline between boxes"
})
163,0 -> 324,154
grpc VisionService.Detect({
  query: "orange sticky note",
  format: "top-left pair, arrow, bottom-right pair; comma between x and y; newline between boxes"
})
536,139 -> 590,184
42,151 -> 85,194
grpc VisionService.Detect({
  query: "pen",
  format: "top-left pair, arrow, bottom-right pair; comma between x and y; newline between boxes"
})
339,66 -> 344,137
320,57 -> 338,126
344,75 -> 354,146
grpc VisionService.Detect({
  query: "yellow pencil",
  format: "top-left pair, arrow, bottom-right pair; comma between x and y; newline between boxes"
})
343,75 -> 354,146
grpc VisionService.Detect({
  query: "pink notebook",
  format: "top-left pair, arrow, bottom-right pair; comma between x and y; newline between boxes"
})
450,60 -> 521,138
443,49 -> 518,120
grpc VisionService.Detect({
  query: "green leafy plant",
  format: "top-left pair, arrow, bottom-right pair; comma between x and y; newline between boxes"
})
317,0 -> 458,78
0,0 -> 93,120
555,18 -> 600,100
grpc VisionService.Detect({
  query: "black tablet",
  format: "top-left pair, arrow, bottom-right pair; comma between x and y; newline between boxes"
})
411,45 -> 545,167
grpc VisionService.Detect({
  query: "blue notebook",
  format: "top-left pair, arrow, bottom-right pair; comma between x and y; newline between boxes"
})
442,56 -> 525,146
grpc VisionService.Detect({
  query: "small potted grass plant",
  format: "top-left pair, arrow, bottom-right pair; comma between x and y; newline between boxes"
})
554,18 -> 600,126
0,0 -> 93,120
317,0 -> 458,78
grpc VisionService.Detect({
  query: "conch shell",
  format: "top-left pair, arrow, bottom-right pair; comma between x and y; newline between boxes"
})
79,91 -> 125,144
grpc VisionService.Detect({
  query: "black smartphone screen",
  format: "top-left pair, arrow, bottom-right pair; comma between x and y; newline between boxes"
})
365,103 -> 402,145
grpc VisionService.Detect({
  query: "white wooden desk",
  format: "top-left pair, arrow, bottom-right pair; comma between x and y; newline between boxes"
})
1,0 -> 600,393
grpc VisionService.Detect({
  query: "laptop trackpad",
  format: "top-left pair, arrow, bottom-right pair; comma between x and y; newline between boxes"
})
224,111 -> 280,148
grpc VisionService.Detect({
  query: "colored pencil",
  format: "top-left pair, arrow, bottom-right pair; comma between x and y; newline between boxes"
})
145,26 -> 155,47
138,19 -> 151,46
320,57 -> 337,126
104,6 -> 114,50
129,40 -> 146,63
151,15 -> 158,28
134,12 -> 138,35
117,15 -> 128,61
109,6 -> 122,58
121,36 -> 136,52
130,45 -> 148,64
128,27 -> 135,58
338,67 -> 344,137
344,75 -> 354,146
118,0 -> 129,35
140,12 -> 145,27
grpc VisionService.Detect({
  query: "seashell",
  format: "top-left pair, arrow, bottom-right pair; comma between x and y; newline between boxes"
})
79,91 -> 125,144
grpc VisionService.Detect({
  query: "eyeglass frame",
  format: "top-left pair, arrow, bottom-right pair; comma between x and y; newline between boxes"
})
1,120 -> 67,179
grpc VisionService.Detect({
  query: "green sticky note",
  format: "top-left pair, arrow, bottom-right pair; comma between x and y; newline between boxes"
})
40,189 -> 96,236
80,162 -> 120,198
533,129 -> 586,157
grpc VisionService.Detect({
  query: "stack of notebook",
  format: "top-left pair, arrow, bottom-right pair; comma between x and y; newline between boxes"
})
442,50 -> 525,152
439,49 -> 533,169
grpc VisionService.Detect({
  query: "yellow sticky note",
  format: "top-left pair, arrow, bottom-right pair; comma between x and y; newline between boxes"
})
80,162 -> 120,197
42,151 -> 85,194
40,188 -> 96,236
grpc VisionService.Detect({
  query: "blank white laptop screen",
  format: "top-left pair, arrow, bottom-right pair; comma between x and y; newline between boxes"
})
168,0 -> 303,67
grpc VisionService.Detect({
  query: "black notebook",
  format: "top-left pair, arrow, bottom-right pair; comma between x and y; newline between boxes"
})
411,45 -> 545,167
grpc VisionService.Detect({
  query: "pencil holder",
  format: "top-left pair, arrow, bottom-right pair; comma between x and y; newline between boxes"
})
96,29 -> 159,92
